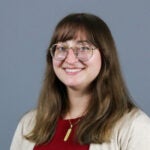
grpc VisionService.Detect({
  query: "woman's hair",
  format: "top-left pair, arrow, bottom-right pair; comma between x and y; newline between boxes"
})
26,13 -> 136,144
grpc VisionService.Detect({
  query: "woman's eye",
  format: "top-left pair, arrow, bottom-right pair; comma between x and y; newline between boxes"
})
80,46 -> 90,51
56,46 -> 66,51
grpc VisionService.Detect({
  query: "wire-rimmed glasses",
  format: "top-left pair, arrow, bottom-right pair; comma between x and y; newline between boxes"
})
50,41 -> 97,61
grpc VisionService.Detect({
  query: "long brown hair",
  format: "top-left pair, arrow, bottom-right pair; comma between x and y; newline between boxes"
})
26,13 -> 135,144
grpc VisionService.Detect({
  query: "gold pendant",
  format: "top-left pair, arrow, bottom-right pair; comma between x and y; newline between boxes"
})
64,128 -> 72,141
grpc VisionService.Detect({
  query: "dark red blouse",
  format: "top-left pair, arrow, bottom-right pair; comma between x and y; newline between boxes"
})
34,117 -> 89,150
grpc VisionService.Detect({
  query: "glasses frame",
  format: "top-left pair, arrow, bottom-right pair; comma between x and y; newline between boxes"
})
49,41 -> 97,62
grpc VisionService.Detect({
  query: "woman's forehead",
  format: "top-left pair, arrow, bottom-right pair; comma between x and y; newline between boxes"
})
57,40 -> 92,45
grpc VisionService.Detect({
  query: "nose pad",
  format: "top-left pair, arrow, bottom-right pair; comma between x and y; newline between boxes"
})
65,48 -> 78,63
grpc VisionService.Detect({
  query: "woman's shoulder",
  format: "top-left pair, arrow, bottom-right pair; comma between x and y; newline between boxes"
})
91,109 -> 150,150
119,108 -> 150,127
21,109 -> 37,121
114,108 -> 150,149
10,110 -> 37,150
18,109 -> 37,134
20,109 -> 36,123
125,108 -> 150,134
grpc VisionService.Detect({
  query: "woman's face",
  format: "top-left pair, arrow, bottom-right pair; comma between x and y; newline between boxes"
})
52,36 -> 102,91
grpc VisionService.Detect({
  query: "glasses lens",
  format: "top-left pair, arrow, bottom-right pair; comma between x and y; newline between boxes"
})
76,45 -> 93,61
50,44 -> 67,60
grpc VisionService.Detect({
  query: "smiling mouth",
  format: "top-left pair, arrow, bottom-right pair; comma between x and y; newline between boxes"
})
64,68 -> 83,73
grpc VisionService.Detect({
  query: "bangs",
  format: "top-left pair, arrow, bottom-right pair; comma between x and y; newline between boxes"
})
51,18 -> 98,46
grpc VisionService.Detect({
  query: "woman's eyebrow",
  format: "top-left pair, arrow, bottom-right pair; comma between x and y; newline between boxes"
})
76,40 -> 90,44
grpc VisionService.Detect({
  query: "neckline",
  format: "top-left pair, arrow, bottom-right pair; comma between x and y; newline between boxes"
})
60,115 -> 83,121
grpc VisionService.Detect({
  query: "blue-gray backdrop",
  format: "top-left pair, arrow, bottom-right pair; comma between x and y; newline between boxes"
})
0,0 -> 150,149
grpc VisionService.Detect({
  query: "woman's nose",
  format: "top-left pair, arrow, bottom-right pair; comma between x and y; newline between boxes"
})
64,48 -> 78,64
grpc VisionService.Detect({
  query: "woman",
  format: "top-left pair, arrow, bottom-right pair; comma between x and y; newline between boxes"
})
10,13 -> 150,150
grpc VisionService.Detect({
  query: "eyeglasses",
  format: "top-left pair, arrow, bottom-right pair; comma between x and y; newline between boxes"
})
50,41 -> 97,61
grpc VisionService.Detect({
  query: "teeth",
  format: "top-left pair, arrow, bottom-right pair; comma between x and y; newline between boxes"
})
65,68 -> 81,73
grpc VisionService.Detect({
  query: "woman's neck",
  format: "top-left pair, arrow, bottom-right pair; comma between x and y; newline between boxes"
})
64,88 -> 91,119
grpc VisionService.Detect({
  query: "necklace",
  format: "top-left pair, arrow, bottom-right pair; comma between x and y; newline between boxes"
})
64,118 -> 81,141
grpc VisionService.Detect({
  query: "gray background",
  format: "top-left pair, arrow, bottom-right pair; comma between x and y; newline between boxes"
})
0,0 -> 150,149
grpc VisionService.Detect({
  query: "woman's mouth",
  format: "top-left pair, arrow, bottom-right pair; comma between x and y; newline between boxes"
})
64,68 -> 83,74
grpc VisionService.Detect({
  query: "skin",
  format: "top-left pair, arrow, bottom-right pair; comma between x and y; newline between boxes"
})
53,37 -> 102,118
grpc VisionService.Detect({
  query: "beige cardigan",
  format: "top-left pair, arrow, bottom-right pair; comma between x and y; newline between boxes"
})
10,108 -> 150,150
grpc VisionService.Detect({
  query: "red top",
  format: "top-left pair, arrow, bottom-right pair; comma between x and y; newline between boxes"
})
34,117 -> 89,150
